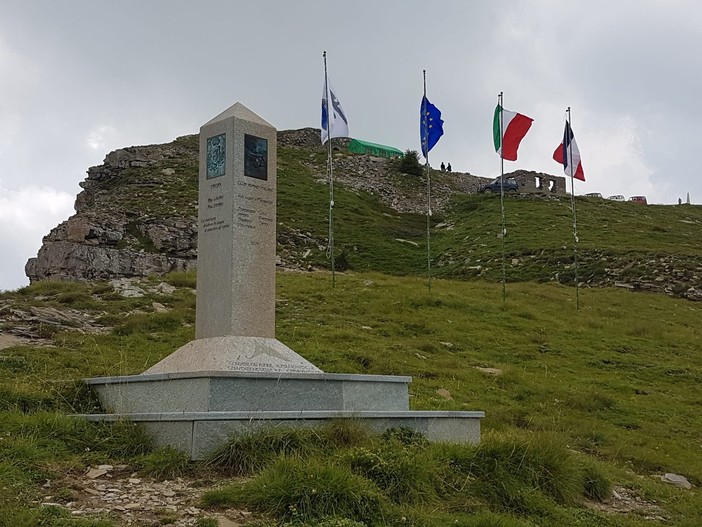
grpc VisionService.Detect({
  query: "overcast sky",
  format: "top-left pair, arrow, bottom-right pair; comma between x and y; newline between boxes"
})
1,0 -> 701,291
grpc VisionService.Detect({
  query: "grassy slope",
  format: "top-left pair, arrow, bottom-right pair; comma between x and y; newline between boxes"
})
436,194 -> 702,288
1,273 -> 701,524
277,144 -> 702,291
1,143 -> 702,525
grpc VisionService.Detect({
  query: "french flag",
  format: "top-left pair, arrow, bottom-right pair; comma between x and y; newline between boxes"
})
553,121 -> 585,181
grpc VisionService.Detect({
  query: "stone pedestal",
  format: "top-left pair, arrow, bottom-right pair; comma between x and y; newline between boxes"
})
84,372 -> 484,460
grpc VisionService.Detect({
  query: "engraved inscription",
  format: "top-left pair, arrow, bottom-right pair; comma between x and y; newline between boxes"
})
244,134 -> 268,180
224,361 -> 317,373
206,134 -> 226,179
207,194 -> 224,209
202,216 -> 230,233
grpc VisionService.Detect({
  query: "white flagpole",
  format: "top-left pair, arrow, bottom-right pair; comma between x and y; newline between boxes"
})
567,107 -> 581,310
498,92 -> 507,303
323,51 -> 336,288
423,70 -> 432,291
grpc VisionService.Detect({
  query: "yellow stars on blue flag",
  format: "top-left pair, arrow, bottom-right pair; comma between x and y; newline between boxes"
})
420,95 -> 444,158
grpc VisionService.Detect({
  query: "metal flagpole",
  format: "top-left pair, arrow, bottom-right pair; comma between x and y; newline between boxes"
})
498,92 -> 507,303
323,51 -> 336,288
423,70 -> 432,291
567,107 -> 580,310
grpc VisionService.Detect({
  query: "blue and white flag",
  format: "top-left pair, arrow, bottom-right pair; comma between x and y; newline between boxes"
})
420,95 -> 444,158
321,79 -> 349,144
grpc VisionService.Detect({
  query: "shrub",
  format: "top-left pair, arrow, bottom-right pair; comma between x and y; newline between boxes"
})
380,426 -> 429,448
202,456 -> 386,523
206,427 -> 323,476
581,462 -> 611,502
335,250 -> 350,272
397,150 -> 424,176
113,311 -> 183,336
137,446 -> 191,479
442,433 -> 582,514
162,271 -> 197,289
206,421 -> 370,476
340,443 -> 436,504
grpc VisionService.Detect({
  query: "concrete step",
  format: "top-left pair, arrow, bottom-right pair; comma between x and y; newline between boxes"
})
79,410 -> 485,459
85,371 -> 413,413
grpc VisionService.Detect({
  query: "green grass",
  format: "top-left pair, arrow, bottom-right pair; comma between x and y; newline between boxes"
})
277,146 -> 430,274
3,269 -> 701,524
201,427 -> 616,526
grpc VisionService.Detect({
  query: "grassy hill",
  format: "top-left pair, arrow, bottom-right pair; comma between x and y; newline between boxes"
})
277,143 -> 702,297
1,270 -> 701,525
2,137 -> 702,525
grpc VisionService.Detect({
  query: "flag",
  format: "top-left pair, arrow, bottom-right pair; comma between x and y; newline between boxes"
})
493,104 -> 533,161
420,95 -> 444,158
321,79 -> 349,144
553,120 -> 585,181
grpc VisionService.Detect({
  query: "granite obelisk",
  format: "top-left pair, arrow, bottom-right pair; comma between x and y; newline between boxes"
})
144,103 -> 320,374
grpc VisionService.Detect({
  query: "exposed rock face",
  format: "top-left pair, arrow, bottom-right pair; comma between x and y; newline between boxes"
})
26,135 -> 200,283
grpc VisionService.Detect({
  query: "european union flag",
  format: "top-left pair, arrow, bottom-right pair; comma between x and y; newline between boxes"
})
420,95 -> 444,158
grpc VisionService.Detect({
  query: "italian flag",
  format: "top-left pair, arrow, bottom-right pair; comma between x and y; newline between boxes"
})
493,104 -> 533,161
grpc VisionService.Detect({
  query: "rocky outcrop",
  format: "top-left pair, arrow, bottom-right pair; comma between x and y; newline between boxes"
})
26,135 -> 200,283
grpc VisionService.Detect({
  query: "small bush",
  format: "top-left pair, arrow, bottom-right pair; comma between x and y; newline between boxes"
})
397,150 -> 424,176
340,443 -> 436,504
380,426 -> 429,448
202,456 -> 386,523
1,413 -> 153,459
335,250 -> 350,272
0,387 -> 58,412
206,422 -> 370,476
113,311 -> 183,336
137,447 -> 191,479
322,420 -> 370,448
443,433 -> 582,514
206,427 -> 323,476
581,463 -> 611,502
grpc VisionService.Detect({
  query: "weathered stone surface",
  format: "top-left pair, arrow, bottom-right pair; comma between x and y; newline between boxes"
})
661,473 -> 692,489
0,301 -> 106,339
26,241 -> 195,282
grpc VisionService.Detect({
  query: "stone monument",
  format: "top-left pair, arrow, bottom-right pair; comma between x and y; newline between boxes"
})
144,103 -> 320,375
83,102 -> 484,459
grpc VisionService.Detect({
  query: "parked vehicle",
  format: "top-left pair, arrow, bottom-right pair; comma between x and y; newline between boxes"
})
585,192 -> 602,198
478,177 -> 519,193
628,196 -> 648,204
607,195 -> 625,201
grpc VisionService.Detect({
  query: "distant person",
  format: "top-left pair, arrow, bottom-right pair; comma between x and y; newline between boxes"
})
447,163 -> 452,172
679,197 -> 682,205
440,162 -> 446,171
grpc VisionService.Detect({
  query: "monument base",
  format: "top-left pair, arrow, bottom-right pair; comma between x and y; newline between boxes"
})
143,336 -> 322,375
80,410 -> 485,460
83,366 -> 485,459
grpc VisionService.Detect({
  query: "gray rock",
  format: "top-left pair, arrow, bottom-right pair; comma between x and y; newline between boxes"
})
661,473 -> 692,489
